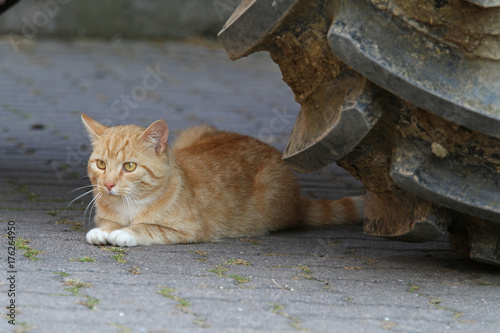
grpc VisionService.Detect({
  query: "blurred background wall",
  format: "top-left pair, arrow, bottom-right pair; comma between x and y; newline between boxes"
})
0,0 -> 242,40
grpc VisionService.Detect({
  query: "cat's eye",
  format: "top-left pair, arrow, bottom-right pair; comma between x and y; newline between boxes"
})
96,160 -> 106,170
123,162 -> 137,172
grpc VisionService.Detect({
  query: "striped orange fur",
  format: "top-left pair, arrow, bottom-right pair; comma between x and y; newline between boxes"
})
81,114 -> 365,247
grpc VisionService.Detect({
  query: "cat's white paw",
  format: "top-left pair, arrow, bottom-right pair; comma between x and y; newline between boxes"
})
108,230 -> 138,247
86,228 -> 109,245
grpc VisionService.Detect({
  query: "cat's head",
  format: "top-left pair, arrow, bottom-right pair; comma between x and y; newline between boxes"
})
81,114 -> 169,202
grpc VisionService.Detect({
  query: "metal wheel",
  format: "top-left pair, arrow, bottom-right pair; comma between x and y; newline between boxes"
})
219,0 -> 500,265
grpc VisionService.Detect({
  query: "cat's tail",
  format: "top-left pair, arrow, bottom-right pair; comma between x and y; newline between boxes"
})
300,195 -> 365,226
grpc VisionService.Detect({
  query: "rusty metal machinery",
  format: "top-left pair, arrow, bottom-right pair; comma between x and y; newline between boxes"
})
218,0 -> 500,265
0,0 -> 20,15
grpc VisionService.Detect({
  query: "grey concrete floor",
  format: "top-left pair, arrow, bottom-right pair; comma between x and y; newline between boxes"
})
0,39 -> 499,333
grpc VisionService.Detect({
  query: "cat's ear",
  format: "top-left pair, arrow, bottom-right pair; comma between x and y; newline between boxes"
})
81,114 -> 108,142
139,120 -> 169,155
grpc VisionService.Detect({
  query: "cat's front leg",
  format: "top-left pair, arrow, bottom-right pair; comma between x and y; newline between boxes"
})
108,229 -> 138,247
86,219 -> 123,245
86,228 -> 110,245
107,223 -> 195,247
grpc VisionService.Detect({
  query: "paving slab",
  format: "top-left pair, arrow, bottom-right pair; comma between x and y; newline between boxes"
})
0,39 -> 499,333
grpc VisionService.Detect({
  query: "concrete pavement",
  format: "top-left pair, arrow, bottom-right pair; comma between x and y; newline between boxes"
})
0,39 -> 499,333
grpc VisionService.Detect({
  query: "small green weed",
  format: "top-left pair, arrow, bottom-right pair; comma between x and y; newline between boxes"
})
226,259 -> 251,266
70,256 -> 96,262
268,303 -> 307,331
228,274 -> 250,285
101,246 -> 128,263
408,285 -> 420,293
46,209 -> 59,216
62,278 -> 99,310
15,238 -> 44,261
293,265 -> 314,280
64,279 -> 92,295
239,238 -> 262,245
53,271 -> 69,277
158,286 -> 191,312
208,265 -> 228,277
79,295 -> 100,309
8,180 -> 37,202
55,219 -> 84,231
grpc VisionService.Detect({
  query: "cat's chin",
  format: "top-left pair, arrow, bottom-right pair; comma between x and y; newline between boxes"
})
100,191 -> 121,198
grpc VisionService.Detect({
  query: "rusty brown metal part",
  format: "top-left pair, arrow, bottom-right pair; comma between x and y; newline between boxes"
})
219,0 -> 500,265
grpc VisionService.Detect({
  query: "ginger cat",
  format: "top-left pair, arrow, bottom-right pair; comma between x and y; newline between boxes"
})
81,114 -> 365,247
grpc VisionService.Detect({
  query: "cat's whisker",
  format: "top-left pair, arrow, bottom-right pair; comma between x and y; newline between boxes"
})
87,192 -> 102,229
127,191 -> 142,219
124,193 -> 140,221
84,192 -> 100,227
83,193 -> 96,221
127,194 -> 134,220
122,194 -> 132,221
85,194 -> 95,229
66,184 -> 96,196
130,196 -> 138,220
64,188 -> 96,213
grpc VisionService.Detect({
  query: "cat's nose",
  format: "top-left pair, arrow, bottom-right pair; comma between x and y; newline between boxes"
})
105,182 -> 115,192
